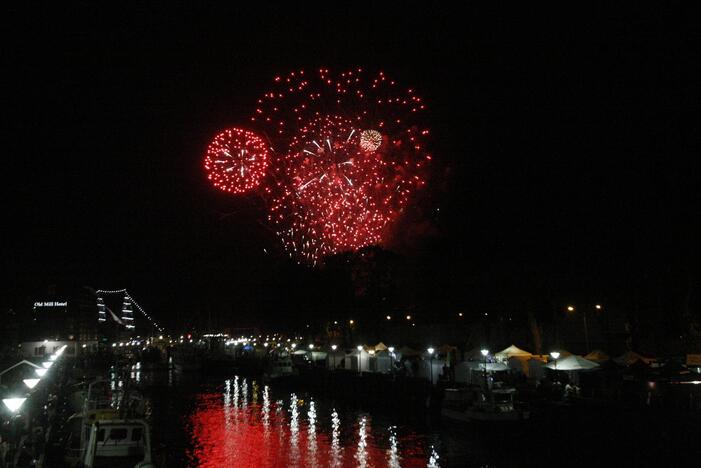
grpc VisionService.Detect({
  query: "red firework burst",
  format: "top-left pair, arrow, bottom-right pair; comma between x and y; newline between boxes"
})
251,68 -> 430,160
251,69 -> 431,263
268,112 -> 425,264
203,128 -> 270,194
202,69 -> 431,264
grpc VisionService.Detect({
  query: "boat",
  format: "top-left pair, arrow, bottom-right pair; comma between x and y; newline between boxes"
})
263,349 -> 298,383
80,418 -> 155,467
441,387 -> 530,422
64,408 -> 120,467
63,378 -> 148,466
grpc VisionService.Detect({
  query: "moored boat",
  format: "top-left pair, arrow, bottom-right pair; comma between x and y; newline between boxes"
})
441,387 -> 530,422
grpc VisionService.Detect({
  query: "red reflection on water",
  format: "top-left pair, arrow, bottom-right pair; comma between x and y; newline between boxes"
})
189,391 -> 429,467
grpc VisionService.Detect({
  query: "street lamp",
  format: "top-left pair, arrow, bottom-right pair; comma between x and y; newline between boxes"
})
308,344 -> 314,350
480,349 -> 489,394
550,351 -> 560,377
357,345 -> 363,375
331,345 -> 337,369
388,346 -> 395,373
2,398 -> 26,413
427,347 -> 435,384
23,379 -> 40,390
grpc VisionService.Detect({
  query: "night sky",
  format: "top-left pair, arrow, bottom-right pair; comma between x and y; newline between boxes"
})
3,4 -> 700,331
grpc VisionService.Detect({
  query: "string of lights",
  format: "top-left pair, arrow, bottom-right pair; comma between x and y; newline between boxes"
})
96,289 -> 163,332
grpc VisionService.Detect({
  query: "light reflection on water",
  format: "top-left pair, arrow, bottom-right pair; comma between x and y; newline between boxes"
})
188,376 -> 438,467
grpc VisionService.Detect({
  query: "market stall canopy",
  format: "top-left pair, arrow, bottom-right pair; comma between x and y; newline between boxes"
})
309,351 -> 328,361
584,350 -> 610,362
495,345 -> 533,361
614,351 -> 655,366
686,354 -> 701,366
545,355 -> 600,371
373,342 -> 388,352
467,361 -> 509,371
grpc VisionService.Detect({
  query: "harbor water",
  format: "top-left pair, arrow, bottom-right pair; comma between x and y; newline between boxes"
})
128,368 -> 700,467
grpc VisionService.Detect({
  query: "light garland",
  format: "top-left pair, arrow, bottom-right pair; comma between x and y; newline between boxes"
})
96,289 -> 164,332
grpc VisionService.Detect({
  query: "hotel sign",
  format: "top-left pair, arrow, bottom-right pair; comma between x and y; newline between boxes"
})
33,301 -> 68,308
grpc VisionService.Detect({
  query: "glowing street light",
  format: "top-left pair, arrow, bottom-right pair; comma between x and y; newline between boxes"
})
551,351 -> 561,381
2,398 -> 26,413
595,304 -> 602,310
405,315 -> 412,321
330,345 -> 338,369
388,346 -> 396,373
308,344 -> 314,350
567,305 -> 575,312
480,349 -> 490,394
35,368 -> 47,377
427,347 -> 435,384
386,315 -> 391,320
291,343 -> 297,349
349,319 -> 355,325
23,379 -> 40,390
356,345 -> 363,375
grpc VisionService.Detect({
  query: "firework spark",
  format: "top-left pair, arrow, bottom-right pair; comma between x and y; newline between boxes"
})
359,129 -> 383,152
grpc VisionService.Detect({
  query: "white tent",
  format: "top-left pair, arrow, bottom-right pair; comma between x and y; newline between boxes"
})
495,345 -> 532,361
545,355 -> 599,371
466,361 -> 509,371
